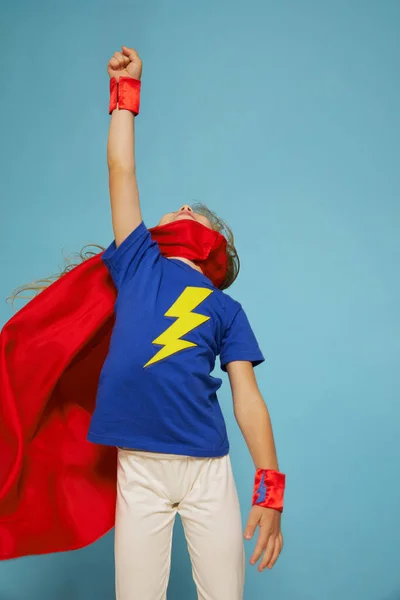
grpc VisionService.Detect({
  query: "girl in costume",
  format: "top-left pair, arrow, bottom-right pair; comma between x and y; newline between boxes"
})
0,46 -> 285,600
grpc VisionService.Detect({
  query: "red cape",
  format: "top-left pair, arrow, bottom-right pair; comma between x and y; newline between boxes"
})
0,254 -> 117,560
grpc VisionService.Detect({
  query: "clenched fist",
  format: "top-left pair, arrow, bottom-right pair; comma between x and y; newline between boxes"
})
107,46 -> 142,81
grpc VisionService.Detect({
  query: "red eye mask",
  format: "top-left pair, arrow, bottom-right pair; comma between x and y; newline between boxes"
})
149,219 -> 228,288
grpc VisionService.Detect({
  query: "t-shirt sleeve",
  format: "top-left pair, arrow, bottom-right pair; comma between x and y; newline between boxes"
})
102,221 -> 160,289
219,303 -> 265,372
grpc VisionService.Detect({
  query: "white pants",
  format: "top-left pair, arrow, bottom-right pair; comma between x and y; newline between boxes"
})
115,449 -> 245,600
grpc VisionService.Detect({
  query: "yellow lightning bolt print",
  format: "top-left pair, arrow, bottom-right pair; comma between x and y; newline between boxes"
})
144,286 -> 213,368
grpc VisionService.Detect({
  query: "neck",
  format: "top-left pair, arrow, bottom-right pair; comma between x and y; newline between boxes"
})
168,256 -> 203,274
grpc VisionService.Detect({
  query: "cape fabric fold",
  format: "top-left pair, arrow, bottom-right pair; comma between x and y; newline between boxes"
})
0,254 -> 118,560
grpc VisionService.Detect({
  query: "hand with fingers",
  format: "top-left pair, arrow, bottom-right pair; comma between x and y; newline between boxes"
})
107,46 -> 142,81
244,505 -> 283,572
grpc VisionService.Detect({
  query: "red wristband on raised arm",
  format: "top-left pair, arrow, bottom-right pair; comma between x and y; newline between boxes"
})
109,77 -> 141,116
252,469 -> 286,512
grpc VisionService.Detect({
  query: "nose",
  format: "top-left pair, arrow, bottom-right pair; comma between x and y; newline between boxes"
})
178,205 -> 193,213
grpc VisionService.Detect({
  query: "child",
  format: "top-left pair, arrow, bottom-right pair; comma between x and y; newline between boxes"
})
95,46 -> 285,600
0,44 -> 285,600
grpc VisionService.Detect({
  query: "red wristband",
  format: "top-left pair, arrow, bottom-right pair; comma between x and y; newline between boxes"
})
252,469 -> 286,512
109,77 -> 141,116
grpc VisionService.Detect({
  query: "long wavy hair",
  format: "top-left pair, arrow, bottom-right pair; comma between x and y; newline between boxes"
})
9,203 -> 240,307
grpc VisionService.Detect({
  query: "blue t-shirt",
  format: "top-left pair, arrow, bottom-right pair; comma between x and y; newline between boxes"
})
87,222 -> 264,457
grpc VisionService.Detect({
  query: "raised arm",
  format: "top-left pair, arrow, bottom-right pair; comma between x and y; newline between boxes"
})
107,46 -> 142,247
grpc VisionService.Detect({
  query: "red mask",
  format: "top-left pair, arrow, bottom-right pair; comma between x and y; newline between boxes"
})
148,219 -> 228,288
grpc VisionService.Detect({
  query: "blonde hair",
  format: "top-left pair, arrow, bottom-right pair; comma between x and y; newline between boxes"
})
9,204 -> 239,306
8,245 -> 104,308
191,202 -> 240,290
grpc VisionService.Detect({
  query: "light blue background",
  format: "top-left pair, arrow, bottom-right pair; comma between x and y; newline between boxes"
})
1,1 -> 399,599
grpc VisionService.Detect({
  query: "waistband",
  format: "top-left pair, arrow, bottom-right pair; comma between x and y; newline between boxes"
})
118,447 -> 191,460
